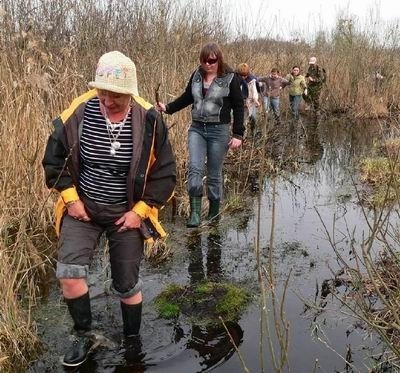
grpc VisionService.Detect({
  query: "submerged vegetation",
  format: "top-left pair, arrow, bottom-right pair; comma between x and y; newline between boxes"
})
1,0 -> 400,371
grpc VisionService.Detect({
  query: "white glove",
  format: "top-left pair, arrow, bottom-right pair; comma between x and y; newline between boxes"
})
304,89 -> 308,96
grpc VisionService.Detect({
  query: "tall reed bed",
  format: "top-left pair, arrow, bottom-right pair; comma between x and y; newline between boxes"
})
0,0 -> 399,371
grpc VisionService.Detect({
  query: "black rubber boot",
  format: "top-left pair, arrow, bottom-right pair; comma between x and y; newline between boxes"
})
63,292 -> 93,367
121,301 -> 142,337
187,197 -> 202,228
207,199 -> 220,221
121,302 -> 144,362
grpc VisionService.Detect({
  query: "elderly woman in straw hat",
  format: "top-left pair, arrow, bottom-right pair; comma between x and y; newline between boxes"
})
42,51 -> 176,366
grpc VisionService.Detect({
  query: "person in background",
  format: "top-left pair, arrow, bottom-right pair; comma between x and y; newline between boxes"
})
156,42 -> 244,228
286,65 -> 307,123
373,67 -> 384,94
236,63 -> 260,136
258,68 -> 289,125
305,56 -> 326,119
42,51 -> 176,367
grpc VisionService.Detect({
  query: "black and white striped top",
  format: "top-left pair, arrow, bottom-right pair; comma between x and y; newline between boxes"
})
79,98 -> 133,204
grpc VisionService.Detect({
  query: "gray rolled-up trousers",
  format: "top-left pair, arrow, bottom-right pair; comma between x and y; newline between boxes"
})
56,195 -> 144,298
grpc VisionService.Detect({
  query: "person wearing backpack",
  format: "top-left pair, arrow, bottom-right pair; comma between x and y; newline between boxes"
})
305,57 -> 326,120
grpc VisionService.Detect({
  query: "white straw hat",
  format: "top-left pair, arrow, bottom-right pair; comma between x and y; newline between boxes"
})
309,56 -> 317,64
88,51 -> 138,96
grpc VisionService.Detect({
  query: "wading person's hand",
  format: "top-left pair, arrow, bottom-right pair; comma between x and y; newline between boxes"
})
229,137 -> 242,150
66,200 -> 91,222
155,102 -> 166,112
116,211 -> 141,232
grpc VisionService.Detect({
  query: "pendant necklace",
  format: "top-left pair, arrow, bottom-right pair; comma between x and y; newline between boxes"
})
104,107 -> 130,156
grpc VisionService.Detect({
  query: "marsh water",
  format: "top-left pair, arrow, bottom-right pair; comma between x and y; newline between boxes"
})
30,118 -> 395,372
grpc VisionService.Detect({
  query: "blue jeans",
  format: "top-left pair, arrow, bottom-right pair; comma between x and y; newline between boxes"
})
187,122 -> 230,200
263,96 -> 280,119
289,95 -> 302,120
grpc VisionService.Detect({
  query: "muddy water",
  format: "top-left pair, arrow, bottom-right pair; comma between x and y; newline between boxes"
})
30,119 -> 391,372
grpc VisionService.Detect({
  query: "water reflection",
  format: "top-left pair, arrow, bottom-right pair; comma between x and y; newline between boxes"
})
185,322 -> 243,371
187,230 -> 223,284
185,229 -> 244,372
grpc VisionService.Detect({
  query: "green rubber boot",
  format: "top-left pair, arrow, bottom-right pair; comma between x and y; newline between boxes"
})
187,197 -> 202,228
207,199 -> 220,221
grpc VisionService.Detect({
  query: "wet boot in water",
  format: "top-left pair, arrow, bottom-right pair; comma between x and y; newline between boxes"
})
207,199 -> 220,221
187,197 -> 202,228
63,292 -> 94,367
121,301 -> 142,337
123,335 -> 145,362
121,301 -> 144,362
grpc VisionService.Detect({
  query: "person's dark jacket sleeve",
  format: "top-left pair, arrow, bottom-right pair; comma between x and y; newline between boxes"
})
42,119 -> 75,192
141,110 -> 176,207
230,74 -> 245,139
165,72 -> 195,114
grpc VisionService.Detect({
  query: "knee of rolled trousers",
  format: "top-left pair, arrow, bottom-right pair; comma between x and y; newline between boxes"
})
56,262 -> 89,279
111,278 -> 143,298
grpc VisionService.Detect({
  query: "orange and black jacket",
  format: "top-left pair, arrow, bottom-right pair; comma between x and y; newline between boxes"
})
42,90 -> 176,237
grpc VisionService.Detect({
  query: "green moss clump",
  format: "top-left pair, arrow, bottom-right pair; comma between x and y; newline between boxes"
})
195,282 -> 214,294
216,284 -> 249,320
154,283 -> 184,319
157,302 -> 180,318
154,281 -> 250,322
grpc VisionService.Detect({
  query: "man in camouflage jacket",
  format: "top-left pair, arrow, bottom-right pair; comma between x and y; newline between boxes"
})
305,57 -> 326,118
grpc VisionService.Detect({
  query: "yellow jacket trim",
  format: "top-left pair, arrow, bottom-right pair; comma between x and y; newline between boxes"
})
148,207 -> 167,238
60,89 -> 152,123
133,95 -> 153,110
55,197 -> 66,236
60,187 -> 80,203
132,200 -> 151,219
60,89 -> 98,123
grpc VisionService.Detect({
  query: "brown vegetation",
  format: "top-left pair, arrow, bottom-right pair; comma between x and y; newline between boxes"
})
1,0 -> 400,371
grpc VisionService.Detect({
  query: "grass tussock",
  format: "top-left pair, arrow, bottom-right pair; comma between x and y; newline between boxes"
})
359,137 -> 400,208
155,282 -> 249,322
144,235 -> 173,264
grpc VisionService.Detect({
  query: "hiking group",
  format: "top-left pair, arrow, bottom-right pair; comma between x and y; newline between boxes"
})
237,56 -> 326,136
42,41 -> 325,367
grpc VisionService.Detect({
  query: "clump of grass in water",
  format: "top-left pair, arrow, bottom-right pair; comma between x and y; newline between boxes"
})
144,236 -> 173,264
359,157 -> 393,185
155,282 -> 249,321
358,155 -> 400,208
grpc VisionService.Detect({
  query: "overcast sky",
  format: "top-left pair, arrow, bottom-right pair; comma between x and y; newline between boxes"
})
220,0 -> 400,40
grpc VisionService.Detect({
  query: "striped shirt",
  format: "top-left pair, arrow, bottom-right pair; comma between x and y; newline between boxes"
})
79,98 -> 133,204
